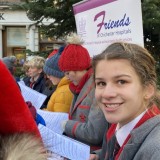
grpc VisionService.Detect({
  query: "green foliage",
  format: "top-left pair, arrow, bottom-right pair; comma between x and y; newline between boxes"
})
142,0 -> 160,31
15,66 -> 25,79
142,0 -> 160,55
18,0 -> 81,38
25,49 -> 52,59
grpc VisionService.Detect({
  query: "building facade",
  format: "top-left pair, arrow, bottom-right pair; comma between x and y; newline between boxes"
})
0,0 -> 59,61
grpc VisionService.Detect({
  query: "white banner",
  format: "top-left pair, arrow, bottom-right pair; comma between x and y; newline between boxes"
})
73,0 -> 144,57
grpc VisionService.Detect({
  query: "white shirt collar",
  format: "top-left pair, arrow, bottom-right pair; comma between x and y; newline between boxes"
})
115,111 -> 146,146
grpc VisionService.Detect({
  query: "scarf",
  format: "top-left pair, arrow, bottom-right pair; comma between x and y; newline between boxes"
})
69,68 -> 93,94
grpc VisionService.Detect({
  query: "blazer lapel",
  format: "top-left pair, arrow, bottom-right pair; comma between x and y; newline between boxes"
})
119,140 -> 142,160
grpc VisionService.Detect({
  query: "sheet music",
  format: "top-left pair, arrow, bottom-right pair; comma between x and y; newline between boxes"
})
18,82 -> 47,109
47,152 -> 64,160
37,109 -> 68,134
38,124 -> 90,160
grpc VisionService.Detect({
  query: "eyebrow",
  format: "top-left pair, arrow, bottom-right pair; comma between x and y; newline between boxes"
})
114,74 -> 131,78
95,74 -> 131,80
95,78 -> 103,81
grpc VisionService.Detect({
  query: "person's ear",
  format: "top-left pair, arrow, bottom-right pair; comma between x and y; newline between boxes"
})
144,84 -> 155,100
38,68 -> 43,73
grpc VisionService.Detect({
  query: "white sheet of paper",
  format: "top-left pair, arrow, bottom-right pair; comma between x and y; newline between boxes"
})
18,82 -> 47,109
37,109 -> 68,135
47,152 -> 64,160
38,124 -> 90,160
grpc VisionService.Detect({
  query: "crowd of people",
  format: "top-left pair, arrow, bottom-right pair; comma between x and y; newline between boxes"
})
1,33 -> 160,160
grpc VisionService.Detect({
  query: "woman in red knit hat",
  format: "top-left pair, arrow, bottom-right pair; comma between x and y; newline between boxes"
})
59,33 -> 109,152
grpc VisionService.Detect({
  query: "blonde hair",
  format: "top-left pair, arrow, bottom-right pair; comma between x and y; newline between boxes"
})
22,60 -> 30,72
28,56 -> 45,69
0,133 -> 48,160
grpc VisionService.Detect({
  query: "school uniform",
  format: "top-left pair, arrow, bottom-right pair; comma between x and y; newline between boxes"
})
25,73 -> 55,108
25,72 -> 47,93
64,69 -> 109,151
98,105 -> 160,160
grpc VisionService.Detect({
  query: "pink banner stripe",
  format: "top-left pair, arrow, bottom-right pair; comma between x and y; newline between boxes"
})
73,0 -> 117,15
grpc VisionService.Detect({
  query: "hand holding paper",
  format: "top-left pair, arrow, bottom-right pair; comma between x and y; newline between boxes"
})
37,109 -> 68,134
61,120 -> 68,132
38,124 -> 90,160
18,81 -> 47,109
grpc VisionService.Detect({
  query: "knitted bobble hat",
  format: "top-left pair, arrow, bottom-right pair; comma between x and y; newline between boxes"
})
59,33 -> 91,71
2,56 -> 17,74
0,60 -> 40,137
43,46 -> 65,78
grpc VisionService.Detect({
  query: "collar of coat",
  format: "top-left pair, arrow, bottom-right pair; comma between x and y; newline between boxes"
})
106,105 -> 160,160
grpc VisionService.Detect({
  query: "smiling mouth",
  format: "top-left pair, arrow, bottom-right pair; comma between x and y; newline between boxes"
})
104,103 -> 122,108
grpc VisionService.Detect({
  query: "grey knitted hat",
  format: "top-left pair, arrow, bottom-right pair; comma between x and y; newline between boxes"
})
2,56 -> 17,74
43,46 -> 65,78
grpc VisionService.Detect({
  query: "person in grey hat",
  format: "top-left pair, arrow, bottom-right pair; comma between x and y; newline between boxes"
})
43,46 -> 73,113
2,56 -> 17,75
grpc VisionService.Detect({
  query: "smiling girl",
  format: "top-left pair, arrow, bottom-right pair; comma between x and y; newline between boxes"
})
89,42 -> 160,160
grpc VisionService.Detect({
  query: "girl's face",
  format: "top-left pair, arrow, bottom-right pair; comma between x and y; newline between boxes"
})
25,69 -> 30,77
65,70 -> 87,86
47,75 -> 61,85
28,67 -> 42,78
95,59 -> 154,127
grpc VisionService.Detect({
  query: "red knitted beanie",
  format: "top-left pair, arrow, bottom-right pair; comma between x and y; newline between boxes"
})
0,60 -> 40,137
59,44 -> 91,71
